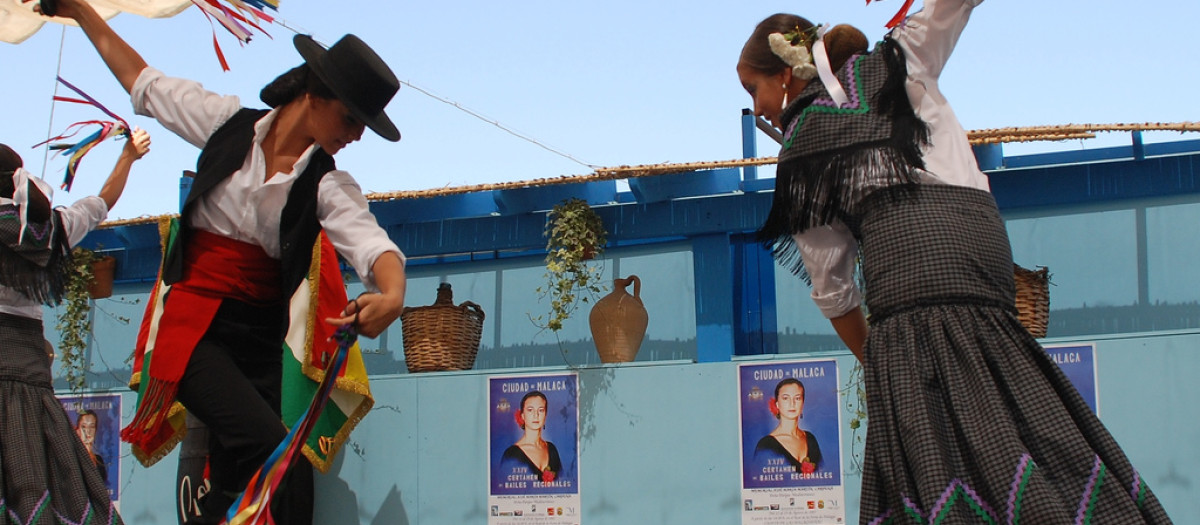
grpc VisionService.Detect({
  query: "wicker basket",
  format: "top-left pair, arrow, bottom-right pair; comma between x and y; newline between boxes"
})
1014,264 -> 1050,338
400,283 -> 485,372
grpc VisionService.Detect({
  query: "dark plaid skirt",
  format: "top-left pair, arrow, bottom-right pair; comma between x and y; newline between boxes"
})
0,313 -> 122,525
849,185 -> 1172,524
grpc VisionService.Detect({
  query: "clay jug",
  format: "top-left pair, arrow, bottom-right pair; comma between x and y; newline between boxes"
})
589,275 -> 648,363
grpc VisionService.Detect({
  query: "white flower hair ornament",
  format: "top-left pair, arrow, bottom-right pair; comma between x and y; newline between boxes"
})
768,31 -> 818,80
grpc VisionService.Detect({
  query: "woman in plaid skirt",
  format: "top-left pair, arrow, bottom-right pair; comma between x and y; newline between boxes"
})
736,0 -> 1173,522
0,131 -> 149,525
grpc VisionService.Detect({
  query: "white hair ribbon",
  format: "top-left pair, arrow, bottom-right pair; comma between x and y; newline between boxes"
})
8,167 -> 53,245
813,25 -> 850,108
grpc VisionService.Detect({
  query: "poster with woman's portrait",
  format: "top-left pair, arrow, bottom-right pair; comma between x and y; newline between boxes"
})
58,393 -> 122,503
487,373 -> 580,525
738,360 -> 845,525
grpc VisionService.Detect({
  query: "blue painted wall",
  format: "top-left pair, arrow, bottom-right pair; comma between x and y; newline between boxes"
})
84,332 -> 1199,524
45,137 -> 1200,523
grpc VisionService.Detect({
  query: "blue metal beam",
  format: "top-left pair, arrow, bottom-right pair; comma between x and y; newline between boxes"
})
989,152 -> 1200,211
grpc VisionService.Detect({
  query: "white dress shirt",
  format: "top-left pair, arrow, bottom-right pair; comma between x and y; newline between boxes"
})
130,67 -> 404,290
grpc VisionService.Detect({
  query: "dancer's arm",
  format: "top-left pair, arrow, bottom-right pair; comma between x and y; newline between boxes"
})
830,307 -> 867,362
891,0 -> 982,81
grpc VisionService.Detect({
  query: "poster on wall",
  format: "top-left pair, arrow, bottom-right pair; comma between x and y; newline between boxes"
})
738,360 -> 845,525
58,393 -> 122,505
1044,343 -> 1099,414
488,373 -> 580,525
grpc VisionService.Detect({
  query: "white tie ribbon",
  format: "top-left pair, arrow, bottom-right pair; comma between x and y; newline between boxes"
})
813,24 -> 850,108
6,167 -> 54,245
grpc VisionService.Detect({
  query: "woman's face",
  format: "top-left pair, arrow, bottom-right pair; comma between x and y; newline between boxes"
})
306,95 -> 366,155
521,396 -> 547,432
776,383 -> 805,421
77,414 -> 97,445
736,62 -> 791,130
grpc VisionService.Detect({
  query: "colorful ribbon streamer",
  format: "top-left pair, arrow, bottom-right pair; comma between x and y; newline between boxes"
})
190,0 -> 278,71
225,324 -> 356,525
33,77 -> 130,191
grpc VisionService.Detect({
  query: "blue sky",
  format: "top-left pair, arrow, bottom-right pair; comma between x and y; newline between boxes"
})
2,0 -> 1196,220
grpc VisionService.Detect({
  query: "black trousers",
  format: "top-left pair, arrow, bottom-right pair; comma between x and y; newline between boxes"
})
175,299 -> 313,525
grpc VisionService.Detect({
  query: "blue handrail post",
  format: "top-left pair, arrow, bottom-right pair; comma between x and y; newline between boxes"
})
741,109 -> 758,181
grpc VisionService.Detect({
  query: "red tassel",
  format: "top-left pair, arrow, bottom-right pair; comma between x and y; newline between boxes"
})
885,0 -> 915,28
212,33 -> 231,72
866,0 -> 916,29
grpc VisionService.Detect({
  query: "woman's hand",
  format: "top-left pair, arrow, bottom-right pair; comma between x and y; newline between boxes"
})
123,127 -> 151,160
98,128 -> 150,210
327,291 -> 404,339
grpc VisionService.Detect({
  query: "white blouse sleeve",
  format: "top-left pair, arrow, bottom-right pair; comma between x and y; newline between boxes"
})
130,67 -> 242,148
892,0 -> 983,82
317,171 -> 405,291
893,0 -> 990,191
792,221 -> 862,319
55,196 -> 109,247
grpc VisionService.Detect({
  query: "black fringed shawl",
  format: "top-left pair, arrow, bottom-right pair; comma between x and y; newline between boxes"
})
758,37 -> 930,278
0,203 -> 72,304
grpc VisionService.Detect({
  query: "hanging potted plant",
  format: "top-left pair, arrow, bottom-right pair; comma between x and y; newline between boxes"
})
55,246 -> 111,391
535,198 -> 608,331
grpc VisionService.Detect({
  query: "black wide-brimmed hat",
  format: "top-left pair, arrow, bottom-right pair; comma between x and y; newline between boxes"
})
294,34 -> 401,142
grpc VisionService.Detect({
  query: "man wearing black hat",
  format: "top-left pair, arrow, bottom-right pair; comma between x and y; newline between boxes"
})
46,0 -> 409,522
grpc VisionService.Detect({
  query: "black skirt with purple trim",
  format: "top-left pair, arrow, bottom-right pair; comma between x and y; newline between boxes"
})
849,184 -> 1172,524
0,313 -> 123,525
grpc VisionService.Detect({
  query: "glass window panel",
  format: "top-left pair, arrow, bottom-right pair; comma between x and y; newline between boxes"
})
774,264 -> 845,354
1007,209 -> 1138,336
1145,202 -> 1200,331
1147,202 -> 1200,305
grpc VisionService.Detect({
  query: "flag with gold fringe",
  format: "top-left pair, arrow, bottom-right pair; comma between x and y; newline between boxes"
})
126,216 -> 374,473
280,226 -> 374,472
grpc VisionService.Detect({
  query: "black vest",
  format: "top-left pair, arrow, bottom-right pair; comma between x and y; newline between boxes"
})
162,108 -> 335,294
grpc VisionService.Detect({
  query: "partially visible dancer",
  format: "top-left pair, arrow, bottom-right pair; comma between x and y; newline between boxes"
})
41,0 -> 408,522
0,129 -> 150,525
737,0 -> 1173,522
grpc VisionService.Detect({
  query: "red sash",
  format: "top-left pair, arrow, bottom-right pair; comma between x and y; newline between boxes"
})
123,229 -> 282,456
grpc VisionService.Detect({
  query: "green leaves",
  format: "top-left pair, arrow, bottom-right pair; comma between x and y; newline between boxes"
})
54,246 -> 102,393
536,199 -> 608,332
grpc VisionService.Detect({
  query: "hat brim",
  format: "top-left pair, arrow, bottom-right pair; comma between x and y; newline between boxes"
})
294,34 -> 401,142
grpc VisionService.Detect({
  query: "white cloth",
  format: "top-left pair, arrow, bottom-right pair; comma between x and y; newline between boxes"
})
0,196 -> 109,320
0,0 -> 190,45
130,67 -> 404,290
794,0 -> 986,319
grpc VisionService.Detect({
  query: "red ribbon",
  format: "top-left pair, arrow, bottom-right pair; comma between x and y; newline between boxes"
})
867,0 -> 916,29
